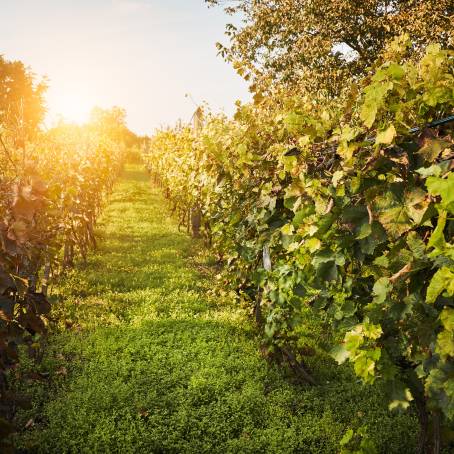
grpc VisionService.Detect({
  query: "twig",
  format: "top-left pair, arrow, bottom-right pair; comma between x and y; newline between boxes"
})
390,263 -> 412,283
325,198 -> 334,214
367,205 -> 373,224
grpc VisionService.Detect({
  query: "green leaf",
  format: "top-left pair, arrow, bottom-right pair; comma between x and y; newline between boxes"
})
340,125 -> 359,142
372,277 -> 392,304
405,187 -> 429,224
441,308 -> 454,331
416,165 -> 443,178
373,255 -> 389,268
339,429 -> 354,446
284,112 -> 302,131
406,232 -> 426,259
332,170 -> 344,188
427,174 -> 454,213
378,205 -> 412,237
284,196 -> 298,210
426,267 -> 454,304
354,349 -> 380,382
360,101 -> 378,128
281,223 -> 295,235
427,210 -> 447,251
342,205 -> 368,222
345,330 -> 363,351
305,237 -> 321,253
374,186 -> 427,237
361,102 -> 378,129
389,387 -> 414,411
293,204 -> 315,227
360,222 -> 387,255
356,222 -> 372,240
331,345 -> 350,364
363,321 -> 383,340
312,250 -> 336,267
386,62 -> 405,80
405,187 -> 427,206
436,330 -> 454,357
360,81 -> 393,128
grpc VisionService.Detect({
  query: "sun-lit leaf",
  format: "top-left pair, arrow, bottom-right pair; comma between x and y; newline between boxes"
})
376,124 -> 396,145
426,174 -> 454,213
426,267 -> 454,304
331,344 -> 350,364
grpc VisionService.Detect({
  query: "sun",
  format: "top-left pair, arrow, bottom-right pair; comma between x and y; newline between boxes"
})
53,93 -> 93,124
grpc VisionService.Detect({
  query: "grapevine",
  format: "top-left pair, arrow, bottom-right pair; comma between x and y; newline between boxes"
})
145,41 -> 454,451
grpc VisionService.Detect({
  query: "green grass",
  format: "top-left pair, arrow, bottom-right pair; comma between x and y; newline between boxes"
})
13,165 -> 417,453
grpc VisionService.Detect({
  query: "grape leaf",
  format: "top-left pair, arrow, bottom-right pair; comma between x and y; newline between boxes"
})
426,267 -> 454,304
376,124 -> 396,145
426,174 -> 454,213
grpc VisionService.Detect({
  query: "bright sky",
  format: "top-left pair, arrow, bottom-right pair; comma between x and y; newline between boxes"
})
1,0 -> 251,134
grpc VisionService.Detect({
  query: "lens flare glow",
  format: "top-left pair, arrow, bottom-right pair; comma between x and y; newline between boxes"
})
54,93 -> 92,124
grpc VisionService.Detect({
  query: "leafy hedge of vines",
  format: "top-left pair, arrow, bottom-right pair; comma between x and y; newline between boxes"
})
0,124 -> 125,451
145,40 -> 454,444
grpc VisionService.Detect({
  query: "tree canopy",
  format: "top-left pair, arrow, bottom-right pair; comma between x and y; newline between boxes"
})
0,55 -> 47,138
207,0 -> 454,96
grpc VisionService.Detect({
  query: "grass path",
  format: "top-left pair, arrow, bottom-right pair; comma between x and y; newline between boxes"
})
15,165 -> 416,453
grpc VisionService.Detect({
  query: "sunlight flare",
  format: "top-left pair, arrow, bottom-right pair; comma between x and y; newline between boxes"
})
54,93 -> 92,124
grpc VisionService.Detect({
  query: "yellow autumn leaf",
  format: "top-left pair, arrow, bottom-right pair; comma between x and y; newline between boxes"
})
376,124 -> 396,145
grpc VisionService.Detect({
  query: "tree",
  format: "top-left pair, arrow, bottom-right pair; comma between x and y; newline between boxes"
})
89,106 -> 138,147
0,55 -> 47,138
207,0 -> 453,96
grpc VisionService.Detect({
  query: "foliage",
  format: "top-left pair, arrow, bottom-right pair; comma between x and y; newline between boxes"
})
0,55 -> 47,139
0,100 -> 128,450
89,106 -> 142,148
206,0 -> 454,96
339,426 -> 378,454
145,41 -> 454,451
